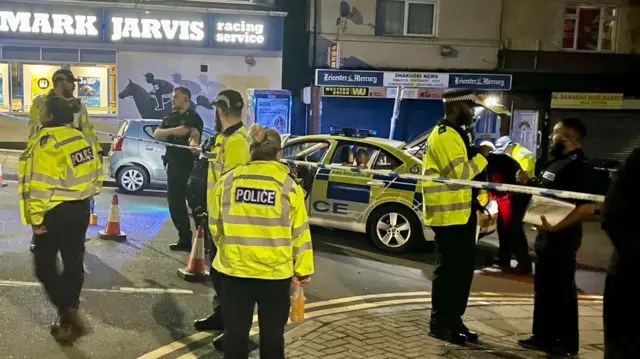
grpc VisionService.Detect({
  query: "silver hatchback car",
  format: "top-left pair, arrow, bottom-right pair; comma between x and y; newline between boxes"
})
109,119 -> 215,194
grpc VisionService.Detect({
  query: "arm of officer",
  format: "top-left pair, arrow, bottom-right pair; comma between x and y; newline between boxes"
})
519,154 -> 536,178
546,165 -> 597,232
434,131 -> 488,180
28,97 -> 43,140
28,138 -> 63,226
290,183 -> 314,278
78,106 -> 99,145
222,136 -> 250,173
208,176 -> 225,247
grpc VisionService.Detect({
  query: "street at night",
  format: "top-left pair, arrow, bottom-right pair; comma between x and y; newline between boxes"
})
0,183 -> 608,358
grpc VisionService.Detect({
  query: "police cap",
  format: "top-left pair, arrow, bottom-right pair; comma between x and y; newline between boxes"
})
52,69 -> 78,83
212,89 -> 244,110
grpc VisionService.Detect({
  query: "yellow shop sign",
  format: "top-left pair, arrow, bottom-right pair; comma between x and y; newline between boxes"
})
551,92 -> 623,110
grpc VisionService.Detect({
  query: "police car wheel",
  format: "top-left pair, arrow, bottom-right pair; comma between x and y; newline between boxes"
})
117,165 -> 148,194
368,205 -> 421,253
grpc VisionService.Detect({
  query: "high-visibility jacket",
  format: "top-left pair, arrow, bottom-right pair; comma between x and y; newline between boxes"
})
422,123 -> 488,226
208,161 -> 314,280
512,143 -> 536,178
206,124 -> 249,213
28,91 -> 98,144
19,126 -> 103,226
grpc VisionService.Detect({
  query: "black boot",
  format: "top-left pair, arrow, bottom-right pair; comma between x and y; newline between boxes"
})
429,327 -> 467,345
169,240 -> 191,252
193,314 -> 224,331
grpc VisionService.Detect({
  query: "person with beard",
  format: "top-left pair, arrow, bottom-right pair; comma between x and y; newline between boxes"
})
194,89 -> 250,351
517,117 -> 596,357
422,89 -> 511,344
153,87 -> 204,252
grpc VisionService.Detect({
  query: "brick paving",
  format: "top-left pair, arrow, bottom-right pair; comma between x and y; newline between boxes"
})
282,301 -> 604,359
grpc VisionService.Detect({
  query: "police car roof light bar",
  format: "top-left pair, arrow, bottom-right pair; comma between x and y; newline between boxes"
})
329,127 -> 377,137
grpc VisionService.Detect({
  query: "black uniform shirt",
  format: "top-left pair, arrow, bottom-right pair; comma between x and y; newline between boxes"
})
534,148 -> 596,249
159,108 -> 204,162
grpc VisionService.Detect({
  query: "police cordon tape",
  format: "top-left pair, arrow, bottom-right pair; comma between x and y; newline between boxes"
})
3,113 -> 606,202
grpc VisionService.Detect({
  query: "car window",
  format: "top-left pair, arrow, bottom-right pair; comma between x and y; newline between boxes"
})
373,151 -> 402,171
331,142 -> 379,169
282,141 -> 330,163
143,125 -> 158,139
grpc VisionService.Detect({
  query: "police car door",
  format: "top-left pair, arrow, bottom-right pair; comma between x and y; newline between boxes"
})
310,141 -> 379,229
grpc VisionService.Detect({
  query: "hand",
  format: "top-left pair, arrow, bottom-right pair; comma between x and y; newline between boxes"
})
479,145 -> 492,157
32,224 -> 47,235
516,169 -> 530,184
294,275 -> 311,286
190,146 -> 201,155
539,215 -> 556,232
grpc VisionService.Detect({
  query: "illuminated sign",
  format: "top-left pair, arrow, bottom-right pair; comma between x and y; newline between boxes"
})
323,86 -> 369,97
111,17 -> 205,41
0,11 -> 98,35
215,21 -> 264,44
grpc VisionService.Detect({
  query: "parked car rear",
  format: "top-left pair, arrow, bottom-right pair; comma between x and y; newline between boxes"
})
109,119 -> 215,194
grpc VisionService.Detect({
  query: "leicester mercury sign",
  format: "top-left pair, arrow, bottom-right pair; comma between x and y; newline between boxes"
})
0,11 -> 99,36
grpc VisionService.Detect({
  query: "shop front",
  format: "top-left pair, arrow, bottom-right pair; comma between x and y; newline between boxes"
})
313,69 -> 512,142
0,1 -> 285,146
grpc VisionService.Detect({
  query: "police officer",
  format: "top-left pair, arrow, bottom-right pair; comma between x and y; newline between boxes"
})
602,148 -> 640,359
208,124 -> 313,359
423,89 -> 510,344
153,87 -> 204,251
517,117 -> 596,357
193,89 -> 250,335
19,95 -> 103,344
495,136 -> 536,177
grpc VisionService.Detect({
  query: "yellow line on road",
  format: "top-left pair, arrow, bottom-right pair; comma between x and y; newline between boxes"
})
136,292 -> 603,359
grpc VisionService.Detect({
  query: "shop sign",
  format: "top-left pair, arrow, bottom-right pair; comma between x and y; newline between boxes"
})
110,17 -> 206,41
387,87 -> 443,100
323,86 -> 370,97
448,73 -> 512,91
215,20 -> 265,44
383,72 -> 449,88
316,70 -> 384,87
0,10 -> 99,36
550,92 -> 624,110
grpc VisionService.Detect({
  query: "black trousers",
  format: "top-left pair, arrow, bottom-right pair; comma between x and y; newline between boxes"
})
604,273 -> 640,358
496,195 -> 531,268
32,199 -> 90,316
166,159 -> 194,243
430,211 -> 477,330
219,274 -> 291,359
532,237 -> 579,352
209,239 -> 222,316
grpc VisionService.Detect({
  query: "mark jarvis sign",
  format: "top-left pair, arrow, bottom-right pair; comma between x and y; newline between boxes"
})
110,17 -> 205,41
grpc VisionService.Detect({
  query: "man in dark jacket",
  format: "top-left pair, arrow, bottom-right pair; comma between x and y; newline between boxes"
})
601,148 -> 640,359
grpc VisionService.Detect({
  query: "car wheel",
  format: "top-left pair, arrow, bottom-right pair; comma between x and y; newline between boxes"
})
117,165 -> 148,194
368,204 -> 422,253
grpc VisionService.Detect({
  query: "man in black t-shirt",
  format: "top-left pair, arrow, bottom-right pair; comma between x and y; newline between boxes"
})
516,118 -> 596,358
153,87 -> 204,251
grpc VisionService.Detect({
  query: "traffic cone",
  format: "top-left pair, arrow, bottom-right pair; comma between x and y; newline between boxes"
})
99,194 -> 126,241
89,198 -> 98,225
0,165 -> 7,187
177,227 -> 209,282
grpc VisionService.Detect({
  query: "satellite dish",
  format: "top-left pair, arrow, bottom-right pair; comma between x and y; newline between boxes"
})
339,1 -> 351,18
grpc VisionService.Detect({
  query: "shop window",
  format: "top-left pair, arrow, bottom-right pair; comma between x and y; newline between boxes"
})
331,142 -> 380,169
283,140 -> 330,163
563,6 -> 617,52
0,61 -> 117,115
376,0 -> 436,37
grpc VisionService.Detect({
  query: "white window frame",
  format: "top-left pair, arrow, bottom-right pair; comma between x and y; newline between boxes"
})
378,0 -> 438,38
563,5 -> 618,52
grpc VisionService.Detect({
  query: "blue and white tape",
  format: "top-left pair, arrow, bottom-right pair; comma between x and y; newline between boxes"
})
2,112 -> 606,202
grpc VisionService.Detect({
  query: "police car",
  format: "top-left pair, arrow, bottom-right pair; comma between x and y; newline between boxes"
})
283,128 -> 498,253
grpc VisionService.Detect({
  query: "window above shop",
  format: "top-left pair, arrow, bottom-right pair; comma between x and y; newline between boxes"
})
375,0 -> 437,37
562,5 -> 617,52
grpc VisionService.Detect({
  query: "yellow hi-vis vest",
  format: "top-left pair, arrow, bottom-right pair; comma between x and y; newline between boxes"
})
512,143 -> 536,178
28,91 -> 99,144
422,124 -> 488,227
209,161 -> 314,280
206,124 -> 249,204
19,126 -> 103,226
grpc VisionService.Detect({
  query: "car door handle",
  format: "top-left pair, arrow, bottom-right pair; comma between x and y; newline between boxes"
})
145,146 -> 154,151
367,180 -> 386,187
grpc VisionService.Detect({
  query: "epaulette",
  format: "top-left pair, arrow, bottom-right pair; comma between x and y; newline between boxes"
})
438,126 -> 446,134
39,134 -> 51,147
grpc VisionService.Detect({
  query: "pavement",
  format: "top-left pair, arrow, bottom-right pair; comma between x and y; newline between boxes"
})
0,181 -> 609,358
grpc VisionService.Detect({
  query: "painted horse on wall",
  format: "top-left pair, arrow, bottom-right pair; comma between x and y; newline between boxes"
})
119,79 -> 213,119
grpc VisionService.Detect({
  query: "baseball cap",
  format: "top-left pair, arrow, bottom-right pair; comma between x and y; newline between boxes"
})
479,141 -> 496,152
52,69 -> 78,82
212,89 -> 244,110
442,89 -> 511,116
494,136 -> 513,152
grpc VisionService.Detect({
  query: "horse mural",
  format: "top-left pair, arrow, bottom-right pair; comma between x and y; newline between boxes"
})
119,79 -> 213,119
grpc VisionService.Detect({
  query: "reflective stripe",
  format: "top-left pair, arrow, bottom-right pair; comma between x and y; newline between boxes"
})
292,222 -> 310,238
293,241 -> 313,255
424,201 -> 472,213
422,183 -> 465,193
25,189 -> 54,200
30,167 -> 102,188
224,236 -> 291,247
442,157 -> 465,177
54,135 -> 83,149
460,163 -> 469,180
468,161 -> 480,176
223,216 -> 285,226
235,174 -> 284,187
423,168 -> 439,176
207,181 -> 218,190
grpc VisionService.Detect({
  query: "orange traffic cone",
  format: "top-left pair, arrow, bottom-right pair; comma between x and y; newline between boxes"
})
99,194 -> 126,241
0,165 -> 7,187
177,227 -> 209,282
89,198 -> 98,225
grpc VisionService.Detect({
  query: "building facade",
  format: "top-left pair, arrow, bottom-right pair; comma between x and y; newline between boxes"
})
0,0 -> 285,146
307,0 -> 510,143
